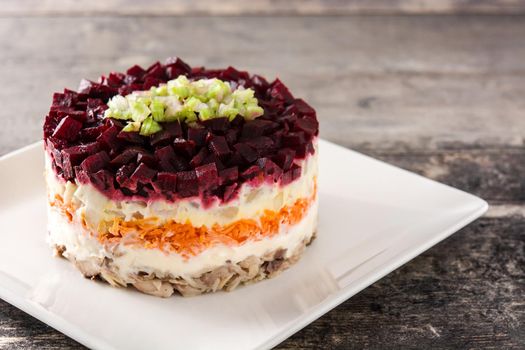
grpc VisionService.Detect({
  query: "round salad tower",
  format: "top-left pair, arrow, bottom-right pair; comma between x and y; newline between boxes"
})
43,57 -> 319,297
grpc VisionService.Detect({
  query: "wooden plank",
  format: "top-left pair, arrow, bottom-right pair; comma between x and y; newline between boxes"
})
364,149 -> 525,203
0,15 -> 524,155
2,0 -> 525,16
279,216 -> 525,349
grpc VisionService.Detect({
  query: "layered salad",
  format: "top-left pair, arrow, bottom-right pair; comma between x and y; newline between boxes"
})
43,58 -> 319,297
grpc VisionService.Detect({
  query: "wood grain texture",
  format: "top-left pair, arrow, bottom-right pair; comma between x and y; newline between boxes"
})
279,216 -> 525,349
2,0 -> 525,16
0,13 -> 523,350
0,15 -> 524,155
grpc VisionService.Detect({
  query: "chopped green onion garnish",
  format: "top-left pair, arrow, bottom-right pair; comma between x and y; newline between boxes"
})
104,75 -> 264,135
130,100 -> 151,122
150,98 -> 166,122
122,121 -> 141,132
139,117 -> 162,136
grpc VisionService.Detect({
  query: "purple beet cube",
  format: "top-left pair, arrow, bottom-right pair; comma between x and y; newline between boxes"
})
155,145 -> 188,172
107,72 -> 124,87
109,147 -> 145,167
195,163 -> 219,190
61,142 -> 100,164
116,130 -> 144,145
233,143 -> 258,163
130,163 -> 157,183
80,124 -> 107,141
221,66 -> 239,80
256,157 -> 282,181
293,118 -> 319,137
187,127 -> 207,147
150,124 -> 181,147
282,132 -> 306,147
295,141 -> 315,158
80,151 -> 110,173
269,79 -> 294,103
225,129 -> 239,145
219,167 -> 239,185
203,153 -> 225,170
89,169 -> 115,192
241,165 -> 262,180
223,183 -> 239,202
52,116 -> 83,141
280,112 -> 298,125
201,117 -> 230,133
143,77 -> 163,90
164,121 -> 183,137
173,138 -> 196,158
230,115 -> 245,128
189,147 -> 209,168
52,92 -> 73,107
164,57 -> 191,75
137,152 -> 157,167
241,119 -> 278,138
146,61 -> 165,78
293,98 -> 316,116
208,135 -> 231,159
176,170 -> 199,198
116,163 -> 138,190
155,172 -> 178,192
272,148 -> 295,171
126,64 -> 146,78
281,164 -> 302,185
60,110 -> 87,123
97,125 -> 121,150
246,136 -> 274,153
61,142 -> 101,179
251,74 -> 270,93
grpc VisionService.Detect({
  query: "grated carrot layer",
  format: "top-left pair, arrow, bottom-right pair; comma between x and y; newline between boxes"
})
49,184 -> 316,258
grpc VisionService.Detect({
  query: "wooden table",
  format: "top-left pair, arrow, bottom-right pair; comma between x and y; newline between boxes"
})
0,3 -> 524,348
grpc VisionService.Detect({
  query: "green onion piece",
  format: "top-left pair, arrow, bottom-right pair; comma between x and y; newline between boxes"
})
107,95 -> 129,111
199,107 -> 213,120
178,108 -> 197,123
104,108 -> 129,120
139,117 -> 162,136
106,95 -> 131,120
130,100 -> 151,122
218,100 -> 239,120
154,85 -> 168,96
164,97 -> 182,122
232,88 -> 255,105
150,98 -> 166,122
206,79 -> 231,102
245,105 -> 264,119
190,80 -> 210,98
122,121 -> 141,132
185,96 -> 202,111
167,75 -> 190,99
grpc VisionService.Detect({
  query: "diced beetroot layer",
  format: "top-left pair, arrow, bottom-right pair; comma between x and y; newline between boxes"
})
43,57 -> 318,204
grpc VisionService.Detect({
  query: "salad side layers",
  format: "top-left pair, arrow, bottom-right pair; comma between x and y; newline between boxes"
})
43,57 -> 319,297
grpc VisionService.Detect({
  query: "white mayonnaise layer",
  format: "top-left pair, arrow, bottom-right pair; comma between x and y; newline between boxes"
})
44,146 -> 317,229
47,199 -> 318,278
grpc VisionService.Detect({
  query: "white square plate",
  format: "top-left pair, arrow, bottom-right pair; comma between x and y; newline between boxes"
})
0,139 -> 487,350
